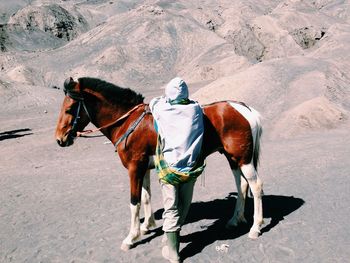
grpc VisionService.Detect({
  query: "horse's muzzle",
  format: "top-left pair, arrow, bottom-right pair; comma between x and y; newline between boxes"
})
56,133 -> 75,147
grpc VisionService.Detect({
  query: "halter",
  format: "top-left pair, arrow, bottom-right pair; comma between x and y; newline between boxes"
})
71,99 -> 82,133
65,90 -> 92,136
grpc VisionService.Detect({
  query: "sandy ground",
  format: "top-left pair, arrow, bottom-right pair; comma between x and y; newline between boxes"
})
1,92 -> 349,263
1,0 -> 350,262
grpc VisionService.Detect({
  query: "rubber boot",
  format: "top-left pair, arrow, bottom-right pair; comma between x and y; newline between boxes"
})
162,231 -> 181,263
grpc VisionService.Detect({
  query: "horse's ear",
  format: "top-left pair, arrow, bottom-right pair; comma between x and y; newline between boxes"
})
64,77 -> 75,91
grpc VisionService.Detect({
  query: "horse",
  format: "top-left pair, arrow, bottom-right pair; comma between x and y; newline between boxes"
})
55,77 -> 264,251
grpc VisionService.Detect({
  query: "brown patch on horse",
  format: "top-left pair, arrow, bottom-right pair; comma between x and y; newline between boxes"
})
203,101 -> 254,168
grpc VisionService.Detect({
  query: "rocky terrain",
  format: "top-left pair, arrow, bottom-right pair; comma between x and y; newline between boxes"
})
1,0 -> 349,262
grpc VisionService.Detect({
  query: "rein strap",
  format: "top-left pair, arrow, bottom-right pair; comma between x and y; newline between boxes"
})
76,104 -> 144,137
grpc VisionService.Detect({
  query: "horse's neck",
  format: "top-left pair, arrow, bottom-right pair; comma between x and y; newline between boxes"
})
82,87 -> 141,138
87,98 -> 136,134
91,101 -> 125,123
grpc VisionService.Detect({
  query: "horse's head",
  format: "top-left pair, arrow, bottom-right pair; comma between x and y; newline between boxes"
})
55,77 -> 90,147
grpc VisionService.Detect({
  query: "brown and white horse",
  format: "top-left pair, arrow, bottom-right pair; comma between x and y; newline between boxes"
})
55,77 -> 264,250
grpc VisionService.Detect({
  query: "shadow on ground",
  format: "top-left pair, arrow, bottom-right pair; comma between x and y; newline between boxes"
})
0,128 -> 33,141
143,193 -> 304,260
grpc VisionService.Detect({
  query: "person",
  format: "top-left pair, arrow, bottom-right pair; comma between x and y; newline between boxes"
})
150,77 -> 205,263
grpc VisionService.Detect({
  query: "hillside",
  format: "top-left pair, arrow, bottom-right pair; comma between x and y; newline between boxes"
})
1,1 -> 350,262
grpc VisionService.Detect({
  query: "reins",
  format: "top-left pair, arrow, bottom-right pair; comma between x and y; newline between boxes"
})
76,103 -> 145,137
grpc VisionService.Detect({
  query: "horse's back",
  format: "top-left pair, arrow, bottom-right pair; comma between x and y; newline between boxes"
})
202,100 -> 253,132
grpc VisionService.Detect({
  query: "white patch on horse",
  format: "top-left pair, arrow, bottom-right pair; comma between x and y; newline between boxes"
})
228,101 -> 261,130
121,203 -> 141,250
140,170 -> 156,234
229,101 -> 262,162
240,163 -> 264,239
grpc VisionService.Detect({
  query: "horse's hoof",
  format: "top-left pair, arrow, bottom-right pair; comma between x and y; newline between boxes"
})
141,229 -> 150,235
225,217 -> 247,229
225,219 -> 239,229
120,243 -> 133,251
141,222 -> 156,235
248,230 -> 260,239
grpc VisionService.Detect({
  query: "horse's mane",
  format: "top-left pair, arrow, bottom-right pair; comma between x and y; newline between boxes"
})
78,77 -> 144,106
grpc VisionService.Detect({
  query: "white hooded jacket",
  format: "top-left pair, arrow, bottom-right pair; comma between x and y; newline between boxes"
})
150,77 -> 204,172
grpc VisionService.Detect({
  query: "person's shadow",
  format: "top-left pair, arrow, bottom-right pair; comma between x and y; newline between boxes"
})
139,193 -> 304,260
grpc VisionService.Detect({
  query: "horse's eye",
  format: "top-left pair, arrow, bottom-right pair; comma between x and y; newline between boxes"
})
65,108 -> 72,114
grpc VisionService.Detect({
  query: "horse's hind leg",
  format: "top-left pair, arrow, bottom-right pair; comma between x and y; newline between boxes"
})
226,167 -> 248,228
241,163 -> 264,239
140,170 -> 156,234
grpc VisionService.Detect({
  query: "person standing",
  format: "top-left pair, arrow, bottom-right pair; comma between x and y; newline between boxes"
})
150,77 -> 205,263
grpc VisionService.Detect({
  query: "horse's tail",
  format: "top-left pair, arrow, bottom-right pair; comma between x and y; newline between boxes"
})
251,108 -> 263,170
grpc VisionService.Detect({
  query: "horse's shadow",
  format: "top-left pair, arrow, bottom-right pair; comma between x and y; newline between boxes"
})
137,193 -> 304,260
0,128 -> 33,141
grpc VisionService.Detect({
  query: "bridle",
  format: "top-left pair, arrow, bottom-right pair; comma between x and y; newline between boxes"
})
64,90 -> 91,137
71,99 -> 82,133
64,89 -> 149,149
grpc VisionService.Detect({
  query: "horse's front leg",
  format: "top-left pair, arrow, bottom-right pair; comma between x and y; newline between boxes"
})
121,166 -> 143,251
140,170 -> 156,234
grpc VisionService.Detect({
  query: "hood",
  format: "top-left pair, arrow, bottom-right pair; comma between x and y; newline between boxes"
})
165,77 -> 189,101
